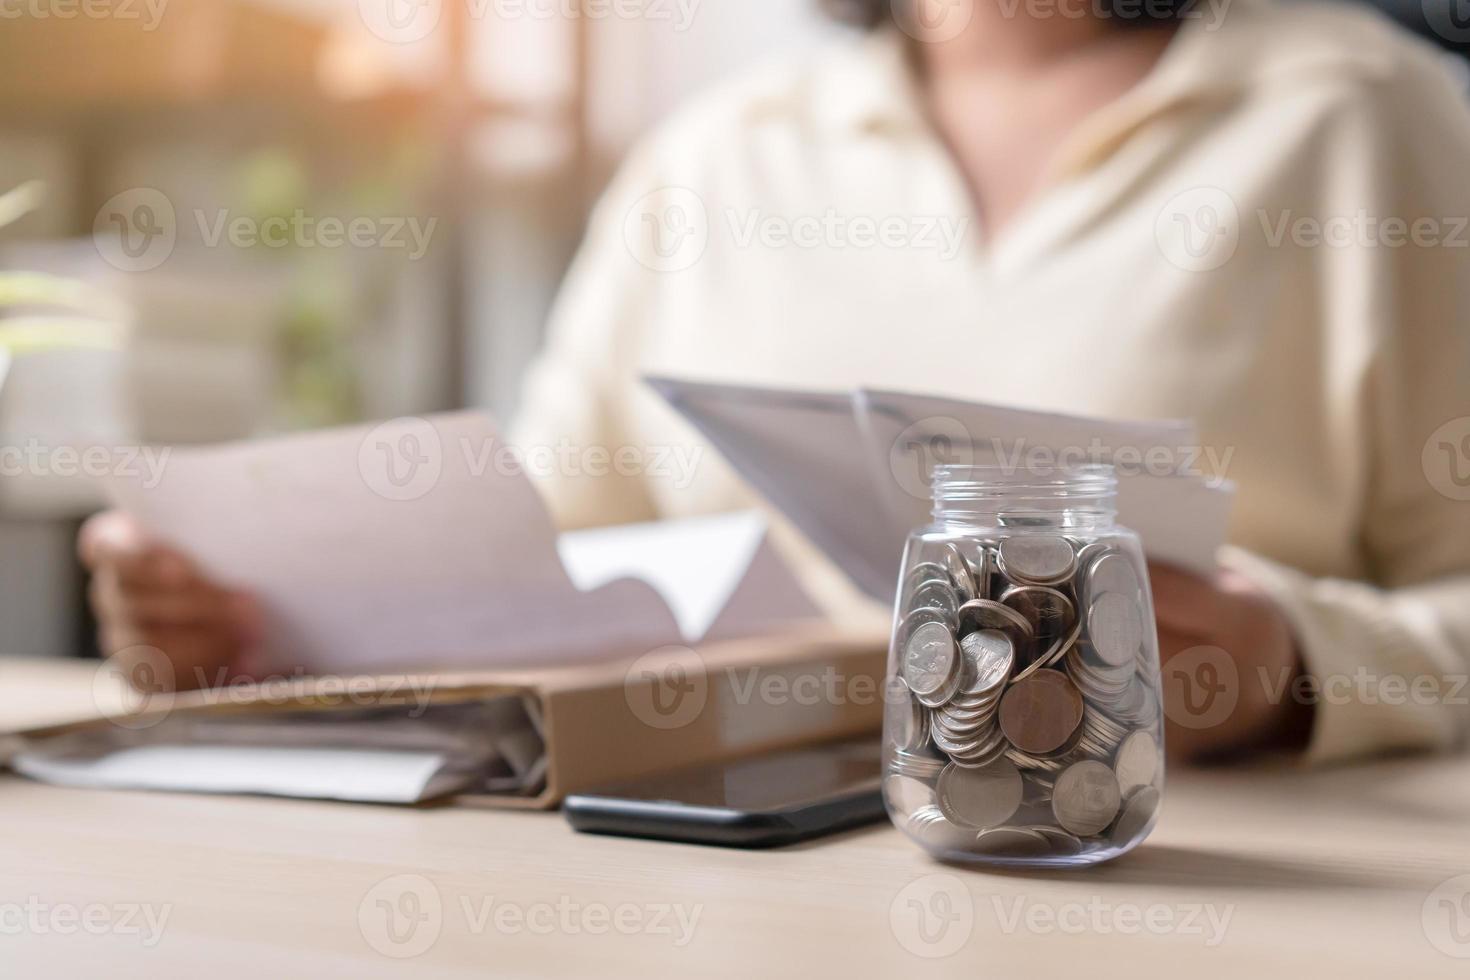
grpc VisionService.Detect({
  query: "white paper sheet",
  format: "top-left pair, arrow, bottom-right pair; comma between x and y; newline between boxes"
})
558,511 -> 817,642
648,377 -> 1235,601
106,414 -> 814,674
645,377 -> 901,600
12,744 -> 471,804
857,388 -> 1234,574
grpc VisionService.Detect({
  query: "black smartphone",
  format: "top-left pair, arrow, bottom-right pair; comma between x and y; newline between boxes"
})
563,737 -> 886,849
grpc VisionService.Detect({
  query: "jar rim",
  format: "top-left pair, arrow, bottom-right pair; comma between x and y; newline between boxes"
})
932,463 -> 1118,495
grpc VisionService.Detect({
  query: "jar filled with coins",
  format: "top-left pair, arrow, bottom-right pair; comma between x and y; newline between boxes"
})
882,464 -> 1163,866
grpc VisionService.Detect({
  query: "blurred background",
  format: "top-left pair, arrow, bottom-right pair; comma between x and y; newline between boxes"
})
0,0 -> 1466,661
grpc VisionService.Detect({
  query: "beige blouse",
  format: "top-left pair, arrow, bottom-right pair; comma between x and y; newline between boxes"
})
511,0 -> 1470,763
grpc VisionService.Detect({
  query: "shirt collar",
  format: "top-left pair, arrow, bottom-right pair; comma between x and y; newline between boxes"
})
811,27 -> 927,135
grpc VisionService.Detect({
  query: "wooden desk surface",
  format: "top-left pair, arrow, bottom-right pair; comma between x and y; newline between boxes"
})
4,658 -> 1470,978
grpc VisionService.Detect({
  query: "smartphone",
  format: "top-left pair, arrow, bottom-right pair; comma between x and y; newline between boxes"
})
563,737 -> 885,849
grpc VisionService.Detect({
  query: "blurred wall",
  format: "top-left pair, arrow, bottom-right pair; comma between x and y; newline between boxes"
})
467,0 -> 841,421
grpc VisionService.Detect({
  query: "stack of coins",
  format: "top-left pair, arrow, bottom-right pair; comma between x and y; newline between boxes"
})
887,537 -> 1163,860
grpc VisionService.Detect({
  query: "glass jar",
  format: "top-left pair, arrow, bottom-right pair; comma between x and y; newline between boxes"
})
882,464 -> 1164,867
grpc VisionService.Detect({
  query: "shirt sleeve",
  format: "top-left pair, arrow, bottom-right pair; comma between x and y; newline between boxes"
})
1223,51 -> 1470,764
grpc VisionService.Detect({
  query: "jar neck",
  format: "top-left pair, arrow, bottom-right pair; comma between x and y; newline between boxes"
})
930,465 -> 1118,533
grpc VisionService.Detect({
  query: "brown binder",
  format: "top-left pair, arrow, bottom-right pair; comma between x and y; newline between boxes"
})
8,626 -> 887,809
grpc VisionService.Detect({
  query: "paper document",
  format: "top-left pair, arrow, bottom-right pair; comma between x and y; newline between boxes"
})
648,377 -> 1234,601
646,379 -> 902,600
558,511 -> 817,643
107,414 -> 817,674
9,693 -> 552,805
12,745 -> 474,804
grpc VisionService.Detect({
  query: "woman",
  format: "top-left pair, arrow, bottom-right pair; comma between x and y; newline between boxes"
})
82,0 -> 1470,764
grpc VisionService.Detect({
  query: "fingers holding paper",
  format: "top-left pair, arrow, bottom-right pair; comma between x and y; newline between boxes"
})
80,510 -> 262,690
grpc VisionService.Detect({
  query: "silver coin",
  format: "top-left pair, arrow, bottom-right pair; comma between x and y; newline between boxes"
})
1085,550 -> 1142,607
956,630 -> 1015,697
938,702 -> 1000,730
935,759 -> 1023,829
1134,644 -> 1162,682
1052,760 -> 1122,837
892,746 -> 945,766
1074,541 -> 1109,572
951,741 -> 1011,770
998,535 -> 1077,585
911,579 -> 960,618
1008,616 -> 1081,687
972,826 -> 1052,856
885,678 -> 931,753
908,805 -> 980,852
890,749 -> 946,779
931,709 -> 991,738
1112,785 -> 1161,843
899,603 -> 951,635
969,550 -> 993,601
1087,591 -> 1144,668
916,681 -> 963,711
885,773 -> 937,815
1041,617 -> 1083,666
1112,730 -> 1159,794
1076,736 -> 1119,763
1083,706 -> 1130,744
902,621 -> 958,699
951,690 -> 1005,718
1030,826 -> 1085,854
1021,773 -> 1056,804
1110,677 -> 1158,727
937,720 -> 998,746
1069,675 -> 1134,715
1001,585 -> 1075,660
931,720 -> 987,756
942,543 -> 976,601
1066,648 -> 1135,705
948,727 -> 1011,768
1003,747 -> 1065,774
938,690 -> 1000,720
938,707 -> 1000,734
957,599 -> 1035,663
904,561 -> 950,594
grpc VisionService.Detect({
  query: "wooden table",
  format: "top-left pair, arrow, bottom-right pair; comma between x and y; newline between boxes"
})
3,657 -> 1469,978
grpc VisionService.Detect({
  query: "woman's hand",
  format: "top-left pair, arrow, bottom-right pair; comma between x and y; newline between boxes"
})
1147,563 -> 1314,763
79,511 -> 262,691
